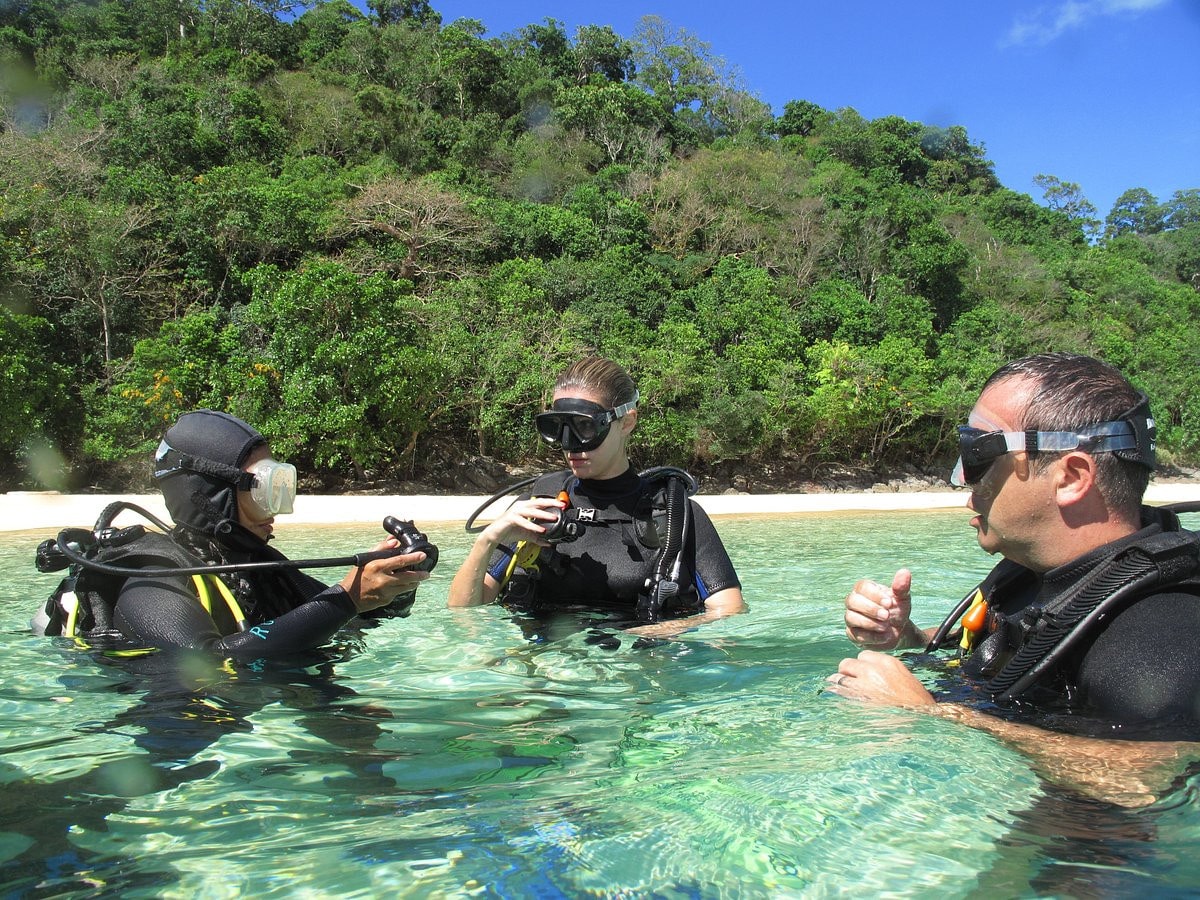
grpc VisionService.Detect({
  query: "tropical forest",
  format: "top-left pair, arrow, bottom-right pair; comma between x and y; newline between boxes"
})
1,0 -> 1198,492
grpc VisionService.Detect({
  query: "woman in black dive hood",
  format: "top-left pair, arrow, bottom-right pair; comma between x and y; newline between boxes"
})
107,409 -> 430,661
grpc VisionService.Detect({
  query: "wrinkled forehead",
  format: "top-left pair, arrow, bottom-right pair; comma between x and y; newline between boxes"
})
969,376 -> 1038,432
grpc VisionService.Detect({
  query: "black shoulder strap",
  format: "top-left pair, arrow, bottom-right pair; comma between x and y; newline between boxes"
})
636,469 -> 693,623
94,530 -> 206,573
987,528 -> 1200,702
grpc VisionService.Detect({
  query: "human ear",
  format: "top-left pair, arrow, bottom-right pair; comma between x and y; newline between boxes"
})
1054,451 -> 1095,507
621,409 -> 638,435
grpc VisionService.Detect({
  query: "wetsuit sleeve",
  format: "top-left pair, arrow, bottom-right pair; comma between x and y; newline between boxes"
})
1077,590 -> 1200,737
113,574 -> 358,662
486,544 -> 516,582
688,501 -> 740,600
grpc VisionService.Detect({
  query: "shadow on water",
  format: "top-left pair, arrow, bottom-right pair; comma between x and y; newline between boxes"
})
0,512 -> 1197,895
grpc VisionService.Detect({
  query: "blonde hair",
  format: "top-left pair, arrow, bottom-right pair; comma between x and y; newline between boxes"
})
554,357 -> 637,408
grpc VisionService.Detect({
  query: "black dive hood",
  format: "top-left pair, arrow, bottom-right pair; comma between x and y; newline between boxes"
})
153,410 -> 266,537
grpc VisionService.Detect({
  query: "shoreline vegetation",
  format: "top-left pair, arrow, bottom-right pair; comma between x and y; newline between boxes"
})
2,6 -> 1198,497
5,479 -> 1199,534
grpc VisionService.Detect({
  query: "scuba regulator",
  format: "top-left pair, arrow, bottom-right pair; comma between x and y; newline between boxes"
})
464,467 -> 698,623
539,499 -> 596,544
382,516 -> 439,571
33,502 -> 440,638
37,503 -> 440,580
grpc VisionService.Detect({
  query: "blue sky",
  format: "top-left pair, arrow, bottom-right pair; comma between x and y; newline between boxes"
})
423,0 -> 1198,221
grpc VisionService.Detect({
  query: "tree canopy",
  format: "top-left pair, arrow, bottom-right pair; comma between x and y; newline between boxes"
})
1,1 -> 1197,490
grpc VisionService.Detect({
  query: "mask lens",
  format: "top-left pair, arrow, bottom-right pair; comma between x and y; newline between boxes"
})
249,460 -> 297,515
535,411 -> 611,452
536,412 -> 570,444
570,416 -> 603,443
951,456 -> 994,488
952,427 -> 1006,487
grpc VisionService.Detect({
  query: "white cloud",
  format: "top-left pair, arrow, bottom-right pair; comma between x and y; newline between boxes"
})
1003,0 -> 1171,47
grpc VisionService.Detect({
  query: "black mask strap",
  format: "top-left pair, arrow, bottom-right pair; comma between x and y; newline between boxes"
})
1115,392 -> 1156,469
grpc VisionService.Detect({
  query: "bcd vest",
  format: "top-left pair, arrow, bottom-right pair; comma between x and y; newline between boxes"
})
928,513 -> 1200,704
498,468 -> 699,623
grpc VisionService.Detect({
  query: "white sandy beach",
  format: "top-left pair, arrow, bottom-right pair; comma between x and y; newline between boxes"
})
3,481 -> 1198,533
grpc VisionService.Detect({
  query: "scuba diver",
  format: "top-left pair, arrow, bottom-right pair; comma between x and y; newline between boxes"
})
11,409 -> 438,891
832,352 -> 1200,807
32,409 -> 434,660
448,356 -> 744,639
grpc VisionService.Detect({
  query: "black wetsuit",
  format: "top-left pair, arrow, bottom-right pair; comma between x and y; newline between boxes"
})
487,469 -> 740,615
956,509 -> 1200,738
112,529 -> 359,662
15,530 -> 394,893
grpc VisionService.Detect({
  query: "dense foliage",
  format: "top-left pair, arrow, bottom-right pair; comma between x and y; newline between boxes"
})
2,0 -> 1198,491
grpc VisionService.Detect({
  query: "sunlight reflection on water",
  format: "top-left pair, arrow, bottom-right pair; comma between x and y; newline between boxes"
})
1,510 -> 1197,896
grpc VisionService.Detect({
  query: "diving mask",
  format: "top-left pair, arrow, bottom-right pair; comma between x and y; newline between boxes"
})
245,458 -> 297,516
950,395 -> 1155,487
536,392 -> 638,453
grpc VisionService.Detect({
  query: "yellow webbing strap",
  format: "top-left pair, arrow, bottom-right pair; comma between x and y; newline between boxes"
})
192,574 -> 248,632
62,590 -> 80,639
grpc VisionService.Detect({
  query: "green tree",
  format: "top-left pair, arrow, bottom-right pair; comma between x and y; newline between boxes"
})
234,262 -> 443,477
368,0 -> 440,27
683,256 -> 806,458
294,0 -> 365,66
775,99 -> 829,138
803,336 -> 936,465
630,14 -> 761,144
1164,189 -> 1200,229
434,17 -> 504,118
171,160 -> 340,300
0,309 -> 74,487
572,24 -> 633,84
197,0 -> 296,61
631,15 -> 717,116
1105,187 -> 1164,238
85,306 -> 241,462
503,122 -> 602,202
554,80 -> 665,167
1034,173 -> 1100,240
433,259 -> 572,461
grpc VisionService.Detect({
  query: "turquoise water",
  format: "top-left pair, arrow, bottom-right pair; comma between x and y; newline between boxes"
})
2,509 -> 1199,897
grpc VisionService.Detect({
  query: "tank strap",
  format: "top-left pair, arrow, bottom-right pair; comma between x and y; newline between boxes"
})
498,541 -> 543,591
637,469 -> 693,623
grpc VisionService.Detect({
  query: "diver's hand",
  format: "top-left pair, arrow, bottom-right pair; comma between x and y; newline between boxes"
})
480,495 -> 567,548
339,537 -> 431,613
844,569 -> 919,650
826,650 -> 936,708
